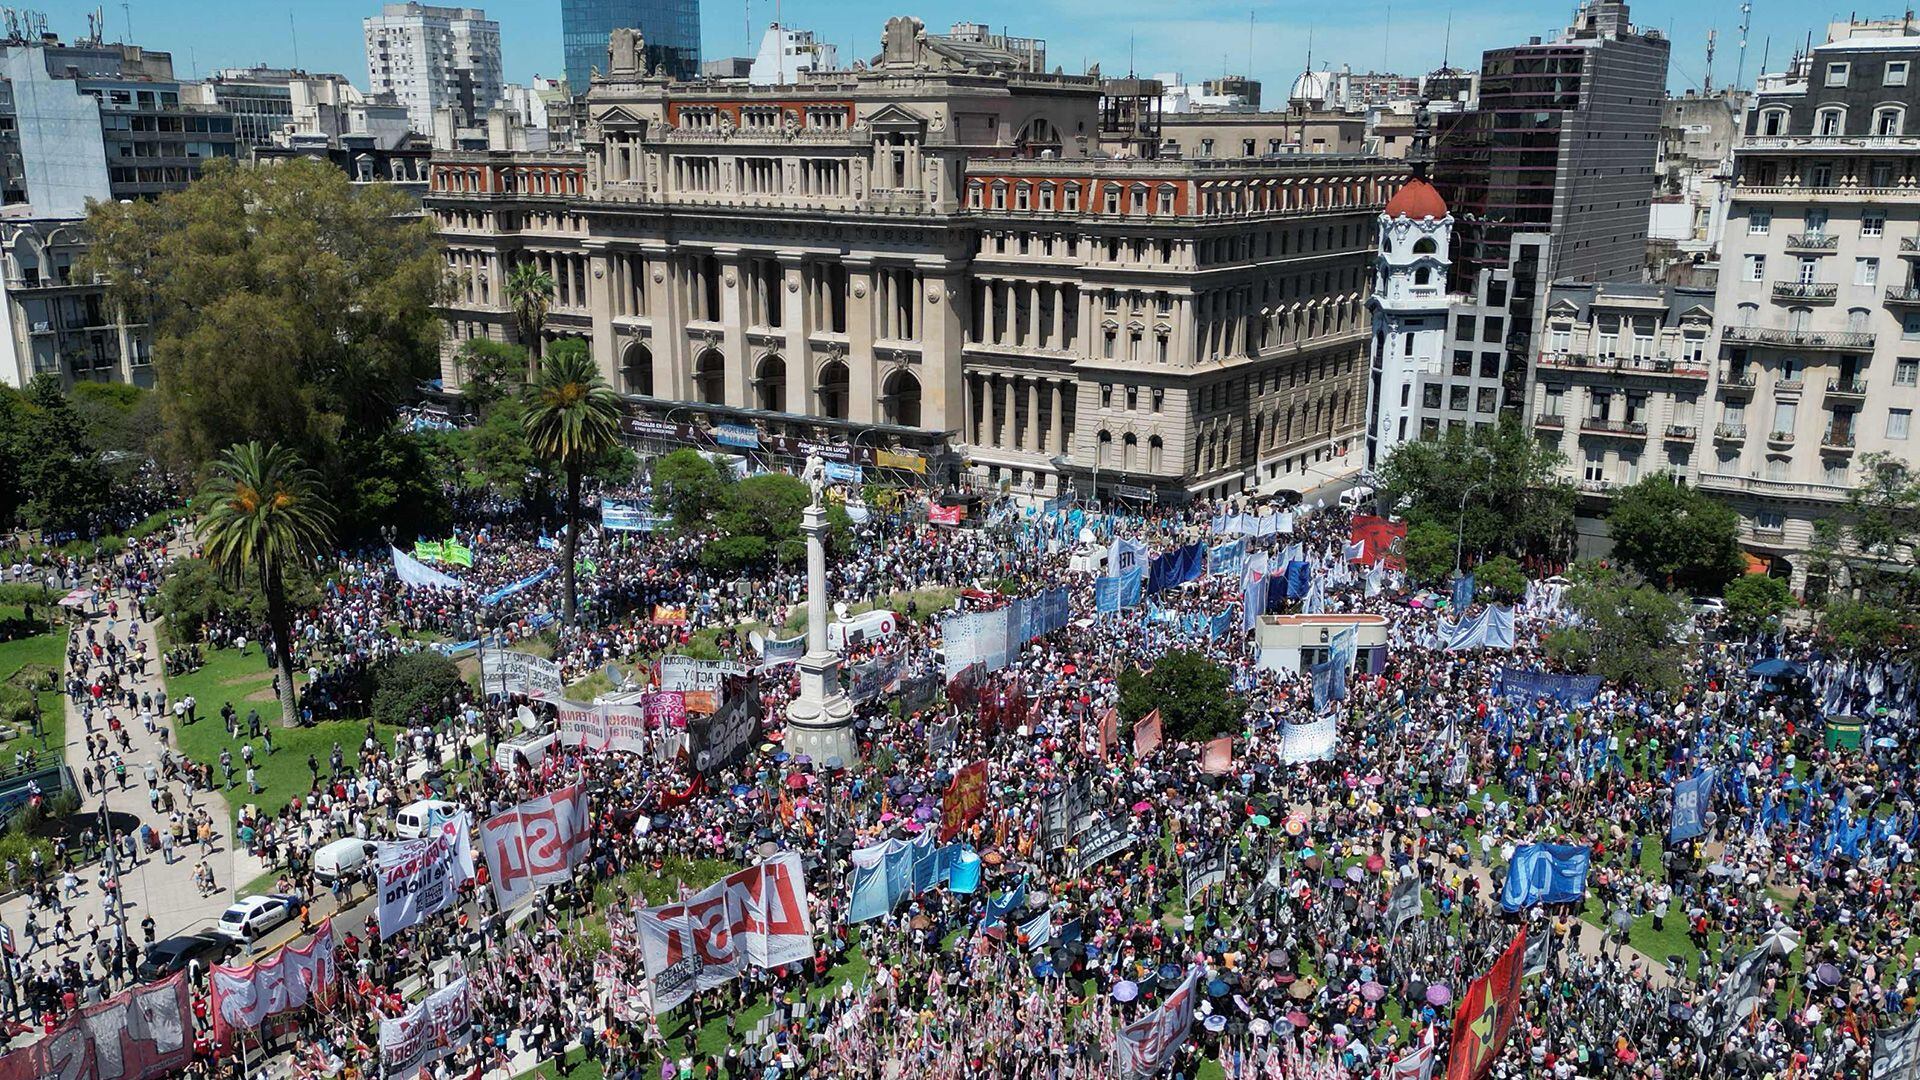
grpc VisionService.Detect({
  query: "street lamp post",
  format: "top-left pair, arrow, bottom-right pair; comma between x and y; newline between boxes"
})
1454,482 -> 1482,578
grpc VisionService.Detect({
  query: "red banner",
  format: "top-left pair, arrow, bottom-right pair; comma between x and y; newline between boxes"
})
940,760 -> 990,842
1096,709 -> 1118,760
1349,515 -> 1409,570
1133,709 -> 1163,758
1447,926 -> 1526,1080
1200,736 -> 1234,775
928,504 -> 966,526
0,971 -> 194,1080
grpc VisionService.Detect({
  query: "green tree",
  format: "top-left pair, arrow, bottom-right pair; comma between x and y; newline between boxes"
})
1116,650 -> 1241,741
1400,520 -> 1456,587
700,472 -> 852,573
1471,554 -> 1527,602
521,341 -> 621,625
653,448 -> 729,529
1605,476 -> 1745,595
15,376 -> 111,535
1544,569 -> 1691,692
455,339 -> 529,410
1804,454 -> 1920,661
196,442 -> 335,726
1378,418 -> 1573,563
369,651 -> 466,728
0,388 -> 24,526
1722,574 -> 1793,637
333,430 -> 453,543
506,263 -> 555,378
84,157 -> 443,469
1819,596 -> 1913,658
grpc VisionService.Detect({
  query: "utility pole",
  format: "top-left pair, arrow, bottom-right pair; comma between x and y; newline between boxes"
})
1734,2 -> 1753,90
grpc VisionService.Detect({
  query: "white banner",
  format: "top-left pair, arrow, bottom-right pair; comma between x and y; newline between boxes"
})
479,783 -> 591,908
657,656 -> 750,693
552,699 -> 659,757
376,815 -> 475,940
1113,966 -> 1201,1078
636,853 -> 813,1015
481,648 -> 563,697
210,920 -> 337,1033
378,977 -> 472,1079
1280,714 -> 1338,764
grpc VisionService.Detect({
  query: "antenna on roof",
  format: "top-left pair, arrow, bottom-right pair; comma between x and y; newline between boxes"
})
1441,10 -> 1453,71
1735,2 -> 1752,88
1704,28 -> 1716,93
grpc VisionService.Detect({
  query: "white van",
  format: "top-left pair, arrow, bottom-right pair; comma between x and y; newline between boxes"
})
313,837 -> 377,885
1338,485 -> 1375,510
394,798 -> 459,840
495,731 -> 558,772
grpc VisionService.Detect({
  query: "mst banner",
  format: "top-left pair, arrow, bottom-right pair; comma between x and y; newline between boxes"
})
377,814 -> 475,940
636,853 -> 814,1015
379,977 -> 472,1079
479,782 -> 591,908
0,971 -> 192,1080
210,920 -> 338,1045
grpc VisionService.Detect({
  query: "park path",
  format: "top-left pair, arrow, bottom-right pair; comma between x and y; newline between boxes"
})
0,583 -> 264,970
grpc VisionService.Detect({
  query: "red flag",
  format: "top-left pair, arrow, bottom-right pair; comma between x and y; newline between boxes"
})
940,760 -> 990,842
1348,515 -> 1409,570
1133,709 -> 1163,758
1447,926 -> 1526,1080
1200,736 -> 1233,775
1097,709 -> 1118,760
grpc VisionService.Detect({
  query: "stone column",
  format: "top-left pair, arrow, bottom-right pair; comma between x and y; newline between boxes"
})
1026,377 -> 1042,451
715,248 -> 749,409
640,243 -> 680,397
786,500 -> 854,764
1055,380 -> 1071,454
586,243 -> 616,385
845,258 -> 877,423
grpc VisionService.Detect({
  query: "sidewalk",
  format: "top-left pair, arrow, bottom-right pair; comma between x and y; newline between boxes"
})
0,589 -> 252,965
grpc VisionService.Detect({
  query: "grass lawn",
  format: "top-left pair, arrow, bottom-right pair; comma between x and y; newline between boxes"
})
162,645 -> 401,827
0,621 -> 68,764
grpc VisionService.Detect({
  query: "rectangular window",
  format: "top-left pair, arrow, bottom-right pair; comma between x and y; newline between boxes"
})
1449,386 -> 1469,411
1863,212 -> 1886,237
1746,254 -> 1766,282
1827,62 -> 1851,87
1889,60 -> 1911,86
1773,401 -> 1797,434
1454,314 -> 1475,340
1858,257 -> 1881,286
1897,358 -> 1919,386
1800,257 -> 1820,284
1748,209 -> 1771,235
1891,408 -> 1913,440
1476,387 -> 1497,414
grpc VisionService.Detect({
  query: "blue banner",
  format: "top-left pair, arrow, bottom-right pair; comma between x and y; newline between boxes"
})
1498,668 -> 1605,707
1500,843 -> 1592,911
824,461 -> 863,484
1095,565 -> 1144,613
1452,573 -> 1476,612
1442,605 -> 1516,651
477,564 -> 557,606
1207,538 -> 1247,580
1669,768 -> 1717,844
949,848 -> 982,894
1328,625 -> 1356,705
713,423 -> 761,449
1285,561 -> 1312,601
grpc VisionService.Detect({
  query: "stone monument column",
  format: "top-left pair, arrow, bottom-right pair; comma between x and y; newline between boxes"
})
785,457 -> 855,763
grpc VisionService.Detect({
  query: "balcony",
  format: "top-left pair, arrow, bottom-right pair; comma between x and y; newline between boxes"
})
1826,376 -> 1869,400
1714,423 -> 1748,442
1739,183 -> 1920,204
1721,325 -> 1876,351
1719,366 -> 1758,391
1533,412 -> 1565,429
1889,286 -> 1920,304
1822,426 -> 1858,450
1664,425 -> 1698,441
1904,237 -> 1920,254
1580,417 -> 1649,438
1766,430 -> 1797,448
1784,233 -> 1839,252
1534,352 -> 1711,381
1577,478 -> 1615,494
1771,281 -> 1838,303
1699,471 -> 1852,503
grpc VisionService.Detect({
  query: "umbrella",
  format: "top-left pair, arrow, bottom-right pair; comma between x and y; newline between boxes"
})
1286,1010 -> 1310,1028
1033,960 -> 1055,978
773,751 -> 790,763
1425,984 -> 1451,1006
731,784 -> 753,796
1761,926 -> 1802,956
1284,815 -> 1307,836
1204,1014 -> 1228,1033
1363,775 -> 1384,787
1027,890 -> 1050,909
1159,964 -> 1184,984
786,774 -> 809,790
1365,854 -> 1385,873
1132,801 -> 1153,813
1250,1018 -> 1271,1037
1114,981 -> 1139,1003
1748,657 -> 1806,678
1251,814 -> 1272,828
1360,982 -> 1386,1002
1345,865 -> 1365,883
1208,980 -> 1229,998
758,743 -> 776,755
1266,951 -> 1290,970
1816,963 -> 1842,986
794,754 -> 812,766
1875,736 -> 1900,749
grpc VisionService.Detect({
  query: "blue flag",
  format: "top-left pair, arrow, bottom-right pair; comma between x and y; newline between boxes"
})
1669,768 -> 1717,844
1500,843 -> 1592,910
1452,573 -> 1475,612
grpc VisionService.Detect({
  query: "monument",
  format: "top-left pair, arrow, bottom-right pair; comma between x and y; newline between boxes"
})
784,455 -> 856,763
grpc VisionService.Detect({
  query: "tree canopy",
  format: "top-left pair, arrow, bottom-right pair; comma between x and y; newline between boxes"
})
1808,453 -> 1920,662
1543,564 -> 1692,692
1605,476 -> 1745,595
1117,650 -> 1241,741
1377,418 -> 1573,565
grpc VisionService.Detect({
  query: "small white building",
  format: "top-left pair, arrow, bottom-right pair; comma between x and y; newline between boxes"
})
1254,613 -> 1390,675
748,25 -> 840,85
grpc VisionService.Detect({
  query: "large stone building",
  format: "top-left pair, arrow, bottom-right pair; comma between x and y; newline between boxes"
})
1709,18 -> 1920,591
427,18 -> 1401,501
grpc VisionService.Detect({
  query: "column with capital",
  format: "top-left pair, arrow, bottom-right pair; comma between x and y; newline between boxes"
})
785,469 -> 855,764
845,258 -> 877,423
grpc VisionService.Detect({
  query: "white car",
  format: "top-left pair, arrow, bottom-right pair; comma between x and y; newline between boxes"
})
214,895 -> 299,944
1691,596 -> 1727,616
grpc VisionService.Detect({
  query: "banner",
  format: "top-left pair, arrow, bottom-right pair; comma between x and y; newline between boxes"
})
391,546 -> 462,591
1452,573 -> 1475,612
1072,815 -> 1135,875
636,854 -> 813,1014
378,977 -> 471,1079
1442,606 -> 1516,651
210,921 -> 337,1044
713,422 -> 761,449
1690,945 -> 1767,1041
1348,515 -> 1408,569
1497,668 -> 1604,707
1108,535 -> 1147,577
1147,542 -> 1206,595
1113,966 -> 1201,1079
658,656 -> 751,693
413,539 -> 445,563
479,782 -> 591,908
928,504 -> 965,526
1200,736 -> 1234,775
1095,565 -> 1145,613
941,760 -> 990,842
1873,1018 -> 1920,1080
443,539 -> 474,567
376,814 -> 475,940
1499,844 -> 1591,911
1668,768 -> 1716,844
480,648 -> 563,698
477,564 -> 556,606
0,971 -> 192,1080
1386,874 -> 1423,933
940,607 -> 1015,678
689,681 -> 760,776
1133,709 -> 1163,758
756,633 -> 807,669
1280,715 -> 1337,764
848,652 -> 905,703
1184,847 -> 1230,898
1206,538 -> 1247,581
1447,927 -> 1525,1080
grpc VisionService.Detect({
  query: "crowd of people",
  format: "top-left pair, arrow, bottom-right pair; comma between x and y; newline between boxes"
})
0,466 -> 1912,1080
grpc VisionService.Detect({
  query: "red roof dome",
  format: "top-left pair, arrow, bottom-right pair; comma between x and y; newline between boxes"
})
1384,178 -> 1448,220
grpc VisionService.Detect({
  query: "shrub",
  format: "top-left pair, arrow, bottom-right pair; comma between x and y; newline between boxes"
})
368,651 -> 465,729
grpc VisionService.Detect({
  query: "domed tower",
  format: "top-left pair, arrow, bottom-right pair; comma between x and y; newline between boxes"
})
1366,102 -> 1453,470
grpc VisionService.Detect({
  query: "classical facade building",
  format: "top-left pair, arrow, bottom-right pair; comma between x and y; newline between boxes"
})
427,18 -> 1399,501
0,219 -> 150,388
1709,19 -> 1920,591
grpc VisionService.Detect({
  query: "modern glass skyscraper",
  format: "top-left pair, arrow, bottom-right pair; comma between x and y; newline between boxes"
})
562,0 -> 701,88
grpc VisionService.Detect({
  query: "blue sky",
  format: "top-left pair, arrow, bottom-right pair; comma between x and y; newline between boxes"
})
75,0 -> 1828,93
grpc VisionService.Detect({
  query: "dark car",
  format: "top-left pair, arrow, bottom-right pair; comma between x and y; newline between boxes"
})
138,933 -> 236,982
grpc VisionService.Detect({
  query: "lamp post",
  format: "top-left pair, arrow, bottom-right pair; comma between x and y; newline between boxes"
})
1454,481 -> 1482,578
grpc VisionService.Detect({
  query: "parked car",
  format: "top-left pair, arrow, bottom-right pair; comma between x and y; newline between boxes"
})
138,933 -> 236,982
312,837 -> 378,886
213,895 -> 300,944
1692,596 -> 1726,616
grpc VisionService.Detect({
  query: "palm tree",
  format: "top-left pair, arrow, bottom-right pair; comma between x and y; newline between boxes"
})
196,441 -> 335,728
522,344 -> 621,625
506,262 -> 556,379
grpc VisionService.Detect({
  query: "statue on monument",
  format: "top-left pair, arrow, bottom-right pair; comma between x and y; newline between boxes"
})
801,454 -> 827,508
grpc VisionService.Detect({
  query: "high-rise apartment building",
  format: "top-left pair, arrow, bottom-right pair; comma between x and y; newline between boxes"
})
561,0 -> 701,89
1708,18 -> 1920,592
1434,0 -> 1669,287
363,3 -> 504,134
428,19 -> 1400,502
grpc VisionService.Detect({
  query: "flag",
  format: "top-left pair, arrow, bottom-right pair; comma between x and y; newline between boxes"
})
1669,768 -> 1716,844
444,539 -> 474,567
1133,709 -> 1163,758
1395,1025 -> 1437,1080
1096,709 -> 1118,760
1447,926 -> 1525,1080
414,539 -> 445,563
1200,736 -> 1233,775
1451,573 -> 1475,612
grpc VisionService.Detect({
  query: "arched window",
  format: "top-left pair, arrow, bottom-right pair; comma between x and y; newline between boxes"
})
621,342 -> 654,396
755,354 -> 787,412
1878,105 -> 1907,136
1148,435 -> 1164,472
1414,267 -> 1431,286
1412,236 -> 1437,254
1097,430 -> 1113,468
1816,106 -> 1846,136
694,350 -> 726,405
882,369 -> 921,427
1122,433 -> 1138,471
817,360 -> 850,420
